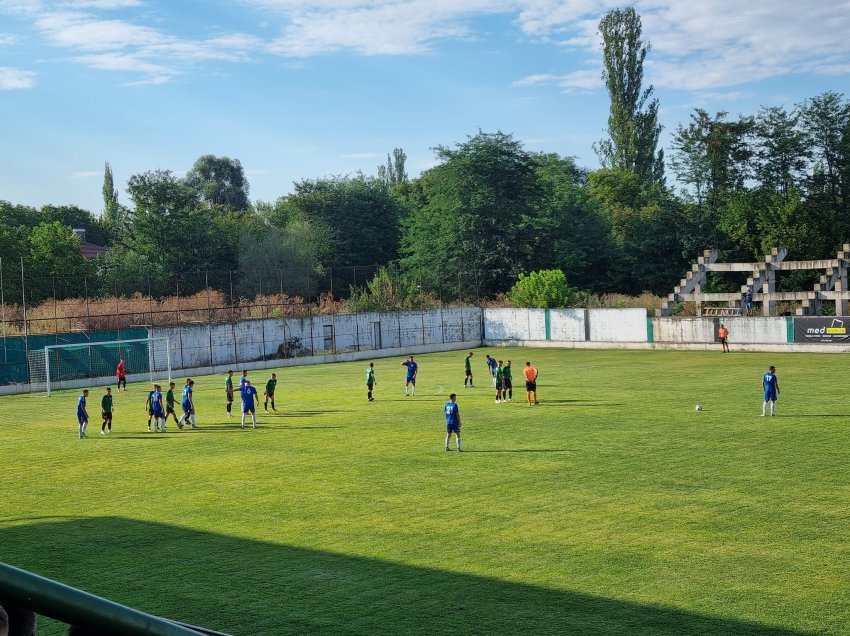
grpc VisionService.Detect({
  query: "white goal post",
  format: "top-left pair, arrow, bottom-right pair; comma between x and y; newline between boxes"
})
27,337 -> 171,396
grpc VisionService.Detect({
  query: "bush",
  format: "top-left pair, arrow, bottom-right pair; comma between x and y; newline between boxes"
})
507,270 -> 576,308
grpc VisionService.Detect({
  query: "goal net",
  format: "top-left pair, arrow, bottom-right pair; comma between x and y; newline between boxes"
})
27,337 -> 171,396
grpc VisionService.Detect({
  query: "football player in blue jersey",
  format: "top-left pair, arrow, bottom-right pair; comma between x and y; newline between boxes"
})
762,366 -> 779,416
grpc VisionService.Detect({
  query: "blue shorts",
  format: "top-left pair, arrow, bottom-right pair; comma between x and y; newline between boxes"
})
406,376 -> 416,384
153,407 -> 165,418
242,403 -> 256,414
764,390 -> 777,401
77,413 -> 87,424
446,421 -> 460,434
182,402 -> 192,414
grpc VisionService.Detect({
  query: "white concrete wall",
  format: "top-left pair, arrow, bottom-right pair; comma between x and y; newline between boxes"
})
588,308 -> 648,342
484,308 -> 543,340
550,309 -> 585,341
651,317 -> 788,344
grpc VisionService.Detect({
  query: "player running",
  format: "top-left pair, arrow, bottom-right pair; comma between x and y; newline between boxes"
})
444,393 -> 462,452
762,366 -> 779,416
502,360 -> 513,402
178,380 -> 196,429
240,379 -> 259,429
77,389 -> 89,439
485,354 -> 497,387
225,370 -> 234,417
464,352 -> 474,387
116,357 -> 127,392
101,387 -> 113,435
523,361 -> 539,406
402,356 -> 418,396
264,374 -> 278,412
495,360 -> 505,403
366,363 -> 376,401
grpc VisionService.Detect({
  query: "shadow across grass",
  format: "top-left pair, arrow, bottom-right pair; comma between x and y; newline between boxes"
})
0,517 -> 814,636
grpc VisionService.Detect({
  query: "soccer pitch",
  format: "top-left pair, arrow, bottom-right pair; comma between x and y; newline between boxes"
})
1,347 -> 848,635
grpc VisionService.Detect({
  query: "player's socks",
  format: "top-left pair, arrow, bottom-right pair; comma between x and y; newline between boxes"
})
456,440 -> 461,450
762,402 -> 767,416
770,403 -> 775,416
271,399 -> 275,410
251,414 -> 257,428
241,413 -> 246,429
190,414 -> 196,428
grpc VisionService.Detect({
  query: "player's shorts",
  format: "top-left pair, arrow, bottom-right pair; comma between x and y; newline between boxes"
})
366,382 -> 374,389
719,337 -> 728,344
265,391 -> 275,398
226,391 -> 233,403
503,379 -> 512,389
496,381 -> 503,390
77,413 -> 87,424
446,421 -> 460,434
242,402 -> 256,414
465,369 -> 472,377
525,381 -> 537,392
166,405 -> 175,414
102,411 -> 112,421
764,390 -> 777,401
118,375 -> 126,383
153,407 -> 165,418
182,402 -> 192,414
406,376 -> 416,385
147,408 -> 155,416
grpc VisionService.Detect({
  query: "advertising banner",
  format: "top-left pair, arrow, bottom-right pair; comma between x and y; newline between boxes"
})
793,317 -> 850,343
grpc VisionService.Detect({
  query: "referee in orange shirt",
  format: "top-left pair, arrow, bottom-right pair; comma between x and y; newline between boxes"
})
523,361 -> 539,406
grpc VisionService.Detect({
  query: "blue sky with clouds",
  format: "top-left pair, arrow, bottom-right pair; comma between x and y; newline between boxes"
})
1,0 -> 849,215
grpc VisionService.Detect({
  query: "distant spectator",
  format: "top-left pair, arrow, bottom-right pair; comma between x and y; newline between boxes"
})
0,601 -> 36,636
742,287 -> 753,316
718,323 -> 729,353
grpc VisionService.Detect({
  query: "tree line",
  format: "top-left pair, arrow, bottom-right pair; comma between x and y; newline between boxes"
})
0,8 -> 848,310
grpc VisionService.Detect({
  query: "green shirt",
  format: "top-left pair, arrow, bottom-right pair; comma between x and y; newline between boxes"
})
101,394 -> 113,414
366,367 -> 375,384
266,378 -> 277,394
502,366 -> 512,380
145,391 -> 154,408
496,367 -> 504,382
225,376 -> 233,392
165,389 -> 175,407
465,356 -> 472,371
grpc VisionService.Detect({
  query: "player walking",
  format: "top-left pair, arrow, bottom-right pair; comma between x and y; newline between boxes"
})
164,381 -> 179,427
495,360 -> 505,403
116,357 -> 127,392
485,355 -> 497,387
145,386 -> 155,431
178,380 -> 196,429
150,384 -> 166,432
101,387 -> 113,435
444,393 -> 462,452
762,366 -> 780,416
718,324 -> 730,353
77,389 -> 89,438
502,360 -> 513,401
264,374 -> 278,412
402,356 -> 418,396
523,361 -> 539,406
240,379 -> 259,429
464,352 -> 474,387
366,363 -> 376,401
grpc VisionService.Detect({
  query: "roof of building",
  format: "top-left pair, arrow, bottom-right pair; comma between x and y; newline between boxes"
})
80,241 -> 108,260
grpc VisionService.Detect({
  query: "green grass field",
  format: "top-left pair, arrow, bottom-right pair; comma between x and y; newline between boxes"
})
1,347 -> 849,635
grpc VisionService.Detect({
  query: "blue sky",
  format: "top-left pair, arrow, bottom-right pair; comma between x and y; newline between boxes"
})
1,0 -> 849,215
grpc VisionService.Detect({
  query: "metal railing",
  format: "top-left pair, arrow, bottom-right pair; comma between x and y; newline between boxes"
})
0,562 -> 231,635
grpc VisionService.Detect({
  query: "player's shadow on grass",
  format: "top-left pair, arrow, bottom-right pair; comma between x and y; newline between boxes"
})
462,449 -> 574,454
0,517 -> 815,636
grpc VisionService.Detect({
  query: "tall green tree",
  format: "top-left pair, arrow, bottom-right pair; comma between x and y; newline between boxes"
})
25,221 -> 91,302
800,92 -> 850,215
594,7 -> 664,184
401,131 -> 542,298
183,155 -> 251,213
102,161 -> 126,237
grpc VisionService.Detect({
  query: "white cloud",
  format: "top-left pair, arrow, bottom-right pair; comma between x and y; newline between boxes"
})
0,33 -> 20,46
73,170 -> 101,177
59,0 -> 143,8
514,68 -> 600,91
0,66 -> 35,89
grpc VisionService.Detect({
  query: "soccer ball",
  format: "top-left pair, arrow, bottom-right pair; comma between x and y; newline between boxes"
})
695,404 -> 703,411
